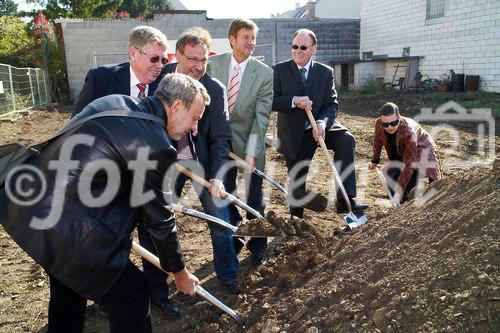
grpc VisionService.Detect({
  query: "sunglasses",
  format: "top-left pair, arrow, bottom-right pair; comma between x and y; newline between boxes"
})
381,119 -> 400,128
292,44 -> 311,50
136,48 -> 168,65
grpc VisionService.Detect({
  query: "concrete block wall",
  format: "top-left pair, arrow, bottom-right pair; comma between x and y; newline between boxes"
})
59,13 -> 360,101
360,0 -> 500,92
354,61 -> 385,88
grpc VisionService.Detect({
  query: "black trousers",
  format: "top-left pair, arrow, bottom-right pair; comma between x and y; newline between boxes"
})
385,164 -> 420,203
286,129 -> 357,218
47,261 -> 152,333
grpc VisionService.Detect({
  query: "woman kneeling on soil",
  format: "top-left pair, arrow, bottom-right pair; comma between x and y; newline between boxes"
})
368,102 -> 442,206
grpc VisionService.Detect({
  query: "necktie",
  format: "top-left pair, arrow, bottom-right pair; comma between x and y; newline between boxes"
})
136,83 -> 146,98
299,67 -> 307,85
227,64 -> 241,114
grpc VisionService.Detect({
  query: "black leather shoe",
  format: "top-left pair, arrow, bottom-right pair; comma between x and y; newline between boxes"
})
251,253 -> 266,266
336,198 -> 369,213
151,299 -> 181,319
221,280 -> 241,294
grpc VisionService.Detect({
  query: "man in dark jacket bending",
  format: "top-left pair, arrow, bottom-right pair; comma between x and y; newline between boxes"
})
0,73 -> 209,333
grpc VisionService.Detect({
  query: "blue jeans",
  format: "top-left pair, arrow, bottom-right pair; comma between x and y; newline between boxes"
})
174,161 -> 239,284
225,163 -> 267,256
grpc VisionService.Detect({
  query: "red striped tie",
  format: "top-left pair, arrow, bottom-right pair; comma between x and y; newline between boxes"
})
137,83 -> 146,98
227,64 -> 240,114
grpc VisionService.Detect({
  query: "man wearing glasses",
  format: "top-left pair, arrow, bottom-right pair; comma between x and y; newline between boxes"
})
368,102 -> 441,206
142,27 -> 240,295
272,29 -> 368,220
72,25 -> 169,117
71,26 -> 182,319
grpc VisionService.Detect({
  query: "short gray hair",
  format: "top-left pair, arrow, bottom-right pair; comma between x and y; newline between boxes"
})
129,25 -> 169,50
155,73 -> 210,109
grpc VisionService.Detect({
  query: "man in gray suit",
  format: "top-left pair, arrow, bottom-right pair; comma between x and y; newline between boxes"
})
208,18 -> 274,266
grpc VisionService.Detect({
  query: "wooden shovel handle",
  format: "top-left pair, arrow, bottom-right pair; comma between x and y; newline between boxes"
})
228,151 -> 252,170
175,163 -> 228,197
304,107 -> 352,212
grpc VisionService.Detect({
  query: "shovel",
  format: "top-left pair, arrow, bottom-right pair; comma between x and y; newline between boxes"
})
304,108 -> 368,229
375,167 -> 399,208
170,203 -> 270,237
228,151 -> 288,194
228,152 -> 327,213
175,163 -> 263,219
131,241 -> 245,327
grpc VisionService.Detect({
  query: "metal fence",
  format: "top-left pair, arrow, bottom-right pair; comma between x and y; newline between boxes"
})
0,63 -> 51,118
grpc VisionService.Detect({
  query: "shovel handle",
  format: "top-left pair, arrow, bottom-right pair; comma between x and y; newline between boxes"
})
175,163 -> 220,193
176,163 -> 263,219
130,241 -> 245,327
304,107 -> 352,213
228,152 -> 253,171
229,152 -> 288,195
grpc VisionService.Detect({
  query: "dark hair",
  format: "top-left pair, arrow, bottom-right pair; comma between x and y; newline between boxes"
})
293,29 -> 317,45
379,102 -> 400,117
176,27 -> 212,54
228,17 -> 259,40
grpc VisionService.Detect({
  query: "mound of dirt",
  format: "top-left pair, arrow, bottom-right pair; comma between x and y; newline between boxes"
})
204,163 -> 499,332
237,211 -> 339,239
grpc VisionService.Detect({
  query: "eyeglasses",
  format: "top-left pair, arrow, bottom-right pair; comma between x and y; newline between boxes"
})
135,48 -> 168,65
292,44 -> 312,50
181,52 -> 208,65
381,119 -> 400,128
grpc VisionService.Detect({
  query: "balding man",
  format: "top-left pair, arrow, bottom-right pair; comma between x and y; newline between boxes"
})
272,29 -> 368,220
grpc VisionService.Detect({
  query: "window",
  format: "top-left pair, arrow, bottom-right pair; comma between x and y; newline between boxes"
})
362,52 -> 373,60
426,0 -> 445,20
402,47 -> 411,57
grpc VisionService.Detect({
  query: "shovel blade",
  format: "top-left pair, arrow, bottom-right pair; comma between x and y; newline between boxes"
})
345,211 -> 368,229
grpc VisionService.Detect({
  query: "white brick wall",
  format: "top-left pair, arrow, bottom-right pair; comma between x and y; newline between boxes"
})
360,0 -> 500,92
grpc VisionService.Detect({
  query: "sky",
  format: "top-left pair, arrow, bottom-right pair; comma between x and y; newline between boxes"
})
179,0 -> 305,18
13,0 -> 306,18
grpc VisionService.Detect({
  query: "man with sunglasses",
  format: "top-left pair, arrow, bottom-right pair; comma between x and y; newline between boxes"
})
72,25 -> 169,117
71,26 -> 183,319
368,102 -> 441,206
142,27 -> 239,295
273,29 -> 368,220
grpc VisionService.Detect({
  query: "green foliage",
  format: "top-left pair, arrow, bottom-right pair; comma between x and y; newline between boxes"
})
119,0 -> 172,18
26,0 -> 124,19
0,0 -> 17,15
0,16 -> 35,68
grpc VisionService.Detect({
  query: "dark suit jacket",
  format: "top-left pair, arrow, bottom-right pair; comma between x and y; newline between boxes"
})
1,95 -> 184,300
72,62 -> 159,118
160,64 -> 232,180
272,59 -> 345,160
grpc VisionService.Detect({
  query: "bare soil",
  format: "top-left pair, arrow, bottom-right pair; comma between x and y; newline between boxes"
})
0,94 -> 498,333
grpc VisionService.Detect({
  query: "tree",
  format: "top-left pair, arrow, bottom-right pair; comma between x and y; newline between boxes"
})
0,16 -> 34,67
25,0 -> 124,19
119,0 -> 172,18
0,0 -> 18,16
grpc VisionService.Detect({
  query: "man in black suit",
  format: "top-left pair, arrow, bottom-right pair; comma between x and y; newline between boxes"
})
72,25 -> 169,118
71,26 -> 181,318
272,29 -> 368,219
140,27 -> 240,295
